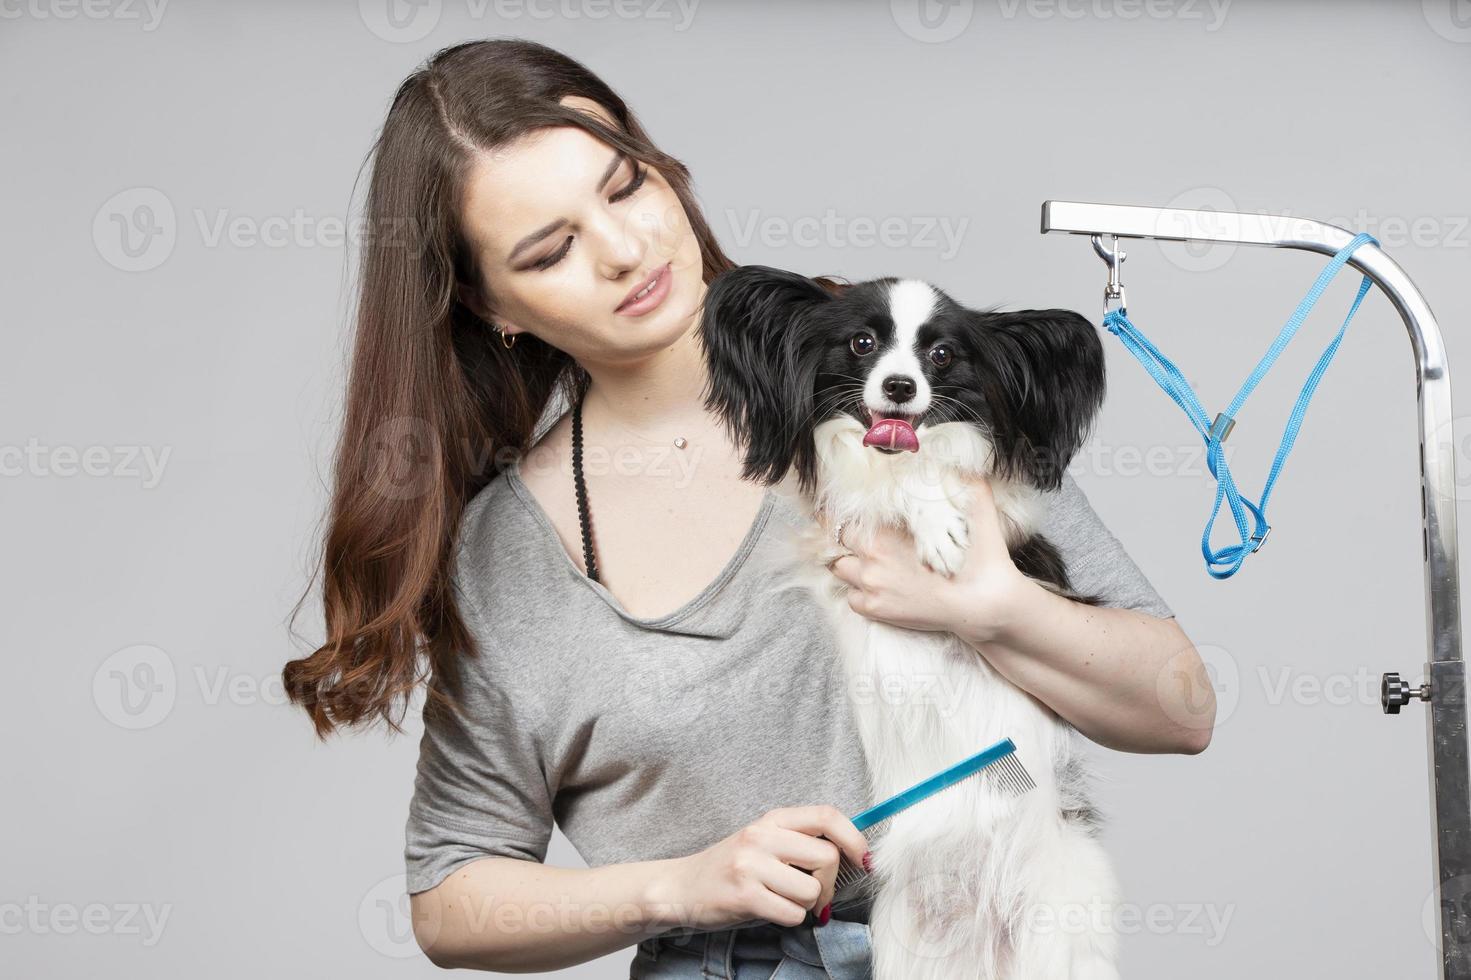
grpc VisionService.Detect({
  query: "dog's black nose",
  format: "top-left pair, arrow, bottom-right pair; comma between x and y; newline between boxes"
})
882,375 -> 916,403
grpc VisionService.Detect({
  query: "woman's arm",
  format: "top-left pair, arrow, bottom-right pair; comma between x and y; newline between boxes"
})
823,474 -> 1215,755
410,855 -> 682,972
948,574 -> 1214,755
411,804 -> 870,972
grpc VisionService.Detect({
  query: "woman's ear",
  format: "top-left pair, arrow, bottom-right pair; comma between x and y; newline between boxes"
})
455,279 -> 495,325
696,265 -> 833,488
456,281 -> 525,340
970,308 -> 1106,492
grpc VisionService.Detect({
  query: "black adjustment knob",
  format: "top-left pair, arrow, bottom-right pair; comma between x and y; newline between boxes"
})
1382,673 -> 1411,714
1382,672 -> 1431,714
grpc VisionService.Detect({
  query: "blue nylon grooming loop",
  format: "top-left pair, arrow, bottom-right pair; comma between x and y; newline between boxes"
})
1090,231 -> 1380,579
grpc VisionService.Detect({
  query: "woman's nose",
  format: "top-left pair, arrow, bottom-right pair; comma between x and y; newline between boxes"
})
586,209 -> 646,278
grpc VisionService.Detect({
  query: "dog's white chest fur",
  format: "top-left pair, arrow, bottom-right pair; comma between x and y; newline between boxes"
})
768,416 -> 1123,980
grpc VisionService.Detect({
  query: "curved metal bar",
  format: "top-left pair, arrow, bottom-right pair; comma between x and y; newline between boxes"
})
1041,200 -> 1467,980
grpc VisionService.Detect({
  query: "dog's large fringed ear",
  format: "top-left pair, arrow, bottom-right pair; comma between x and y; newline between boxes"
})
972,309 -> 1106,492
697,264 -> 833,488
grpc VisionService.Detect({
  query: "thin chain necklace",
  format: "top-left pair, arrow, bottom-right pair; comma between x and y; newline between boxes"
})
572,387 -> 694,583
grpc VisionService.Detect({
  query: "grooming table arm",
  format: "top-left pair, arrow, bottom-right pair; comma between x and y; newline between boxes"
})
1041,199 -> 1468,980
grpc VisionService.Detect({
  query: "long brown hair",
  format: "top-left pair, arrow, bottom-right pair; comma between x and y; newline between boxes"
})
284,38 -> 848,738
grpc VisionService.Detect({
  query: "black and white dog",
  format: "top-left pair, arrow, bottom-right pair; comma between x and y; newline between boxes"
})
698,265 -> 1121,980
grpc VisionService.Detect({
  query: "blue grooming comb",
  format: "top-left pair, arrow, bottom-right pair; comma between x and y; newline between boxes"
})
831,737 -> 1036,897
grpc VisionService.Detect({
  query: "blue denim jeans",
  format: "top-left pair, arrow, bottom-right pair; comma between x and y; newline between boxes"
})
628,904 -> 873,979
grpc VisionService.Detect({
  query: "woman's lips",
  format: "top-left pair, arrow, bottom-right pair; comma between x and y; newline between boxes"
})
615,262 -> 672,315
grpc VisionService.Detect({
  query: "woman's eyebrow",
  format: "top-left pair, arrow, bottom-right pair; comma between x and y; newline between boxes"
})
506,150 -> 627,264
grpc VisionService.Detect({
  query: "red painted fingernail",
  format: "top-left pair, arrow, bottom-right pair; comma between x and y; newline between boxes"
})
861,851 -> 873,873
817,903 -> 832,926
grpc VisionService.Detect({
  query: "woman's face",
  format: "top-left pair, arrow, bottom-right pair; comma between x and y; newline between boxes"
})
457,96 -> 707,367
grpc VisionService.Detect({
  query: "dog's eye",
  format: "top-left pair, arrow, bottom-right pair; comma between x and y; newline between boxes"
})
850,334 -> 875,356
929,345 -> 953,368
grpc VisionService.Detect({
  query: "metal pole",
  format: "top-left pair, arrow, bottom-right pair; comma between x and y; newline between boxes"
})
1040,200 -> 1469,979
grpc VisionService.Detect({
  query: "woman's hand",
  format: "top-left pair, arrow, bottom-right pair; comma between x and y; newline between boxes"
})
658,805 -> 869,931
817,473 -> 1030,643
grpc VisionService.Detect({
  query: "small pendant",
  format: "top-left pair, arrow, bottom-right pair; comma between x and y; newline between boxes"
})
673,437 -> 687,450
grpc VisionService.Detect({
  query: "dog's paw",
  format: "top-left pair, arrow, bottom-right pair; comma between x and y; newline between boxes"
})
913,507 -> 969,577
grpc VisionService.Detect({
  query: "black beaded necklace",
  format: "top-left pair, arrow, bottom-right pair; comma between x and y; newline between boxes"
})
571,387 -> 600,583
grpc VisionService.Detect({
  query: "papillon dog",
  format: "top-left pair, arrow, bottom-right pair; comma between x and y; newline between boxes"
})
697,265 -> 1121,980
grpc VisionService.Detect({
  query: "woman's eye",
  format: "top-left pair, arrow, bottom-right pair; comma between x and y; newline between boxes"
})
609,163 -> 647,204
531,165 -> 646,272
929,345 -> 952,368
533,235 -> 573,271
850,334 -> 875,356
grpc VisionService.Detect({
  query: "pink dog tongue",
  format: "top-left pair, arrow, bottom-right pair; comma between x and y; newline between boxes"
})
862,417 -> 920,452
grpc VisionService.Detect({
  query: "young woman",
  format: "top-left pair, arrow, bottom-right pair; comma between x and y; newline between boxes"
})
283,38 -> 1213,978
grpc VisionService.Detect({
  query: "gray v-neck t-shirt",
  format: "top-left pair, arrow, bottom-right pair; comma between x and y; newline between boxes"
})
403,412 -> 1177,899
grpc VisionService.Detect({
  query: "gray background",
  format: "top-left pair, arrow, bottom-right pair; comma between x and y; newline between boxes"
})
5,0 -> 1469,976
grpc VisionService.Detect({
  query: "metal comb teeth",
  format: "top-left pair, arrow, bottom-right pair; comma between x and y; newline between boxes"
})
831,749 -> 1036,895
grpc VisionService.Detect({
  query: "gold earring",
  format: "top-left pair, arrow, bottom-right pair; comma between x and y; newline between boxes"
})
495,325 -> 517,350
